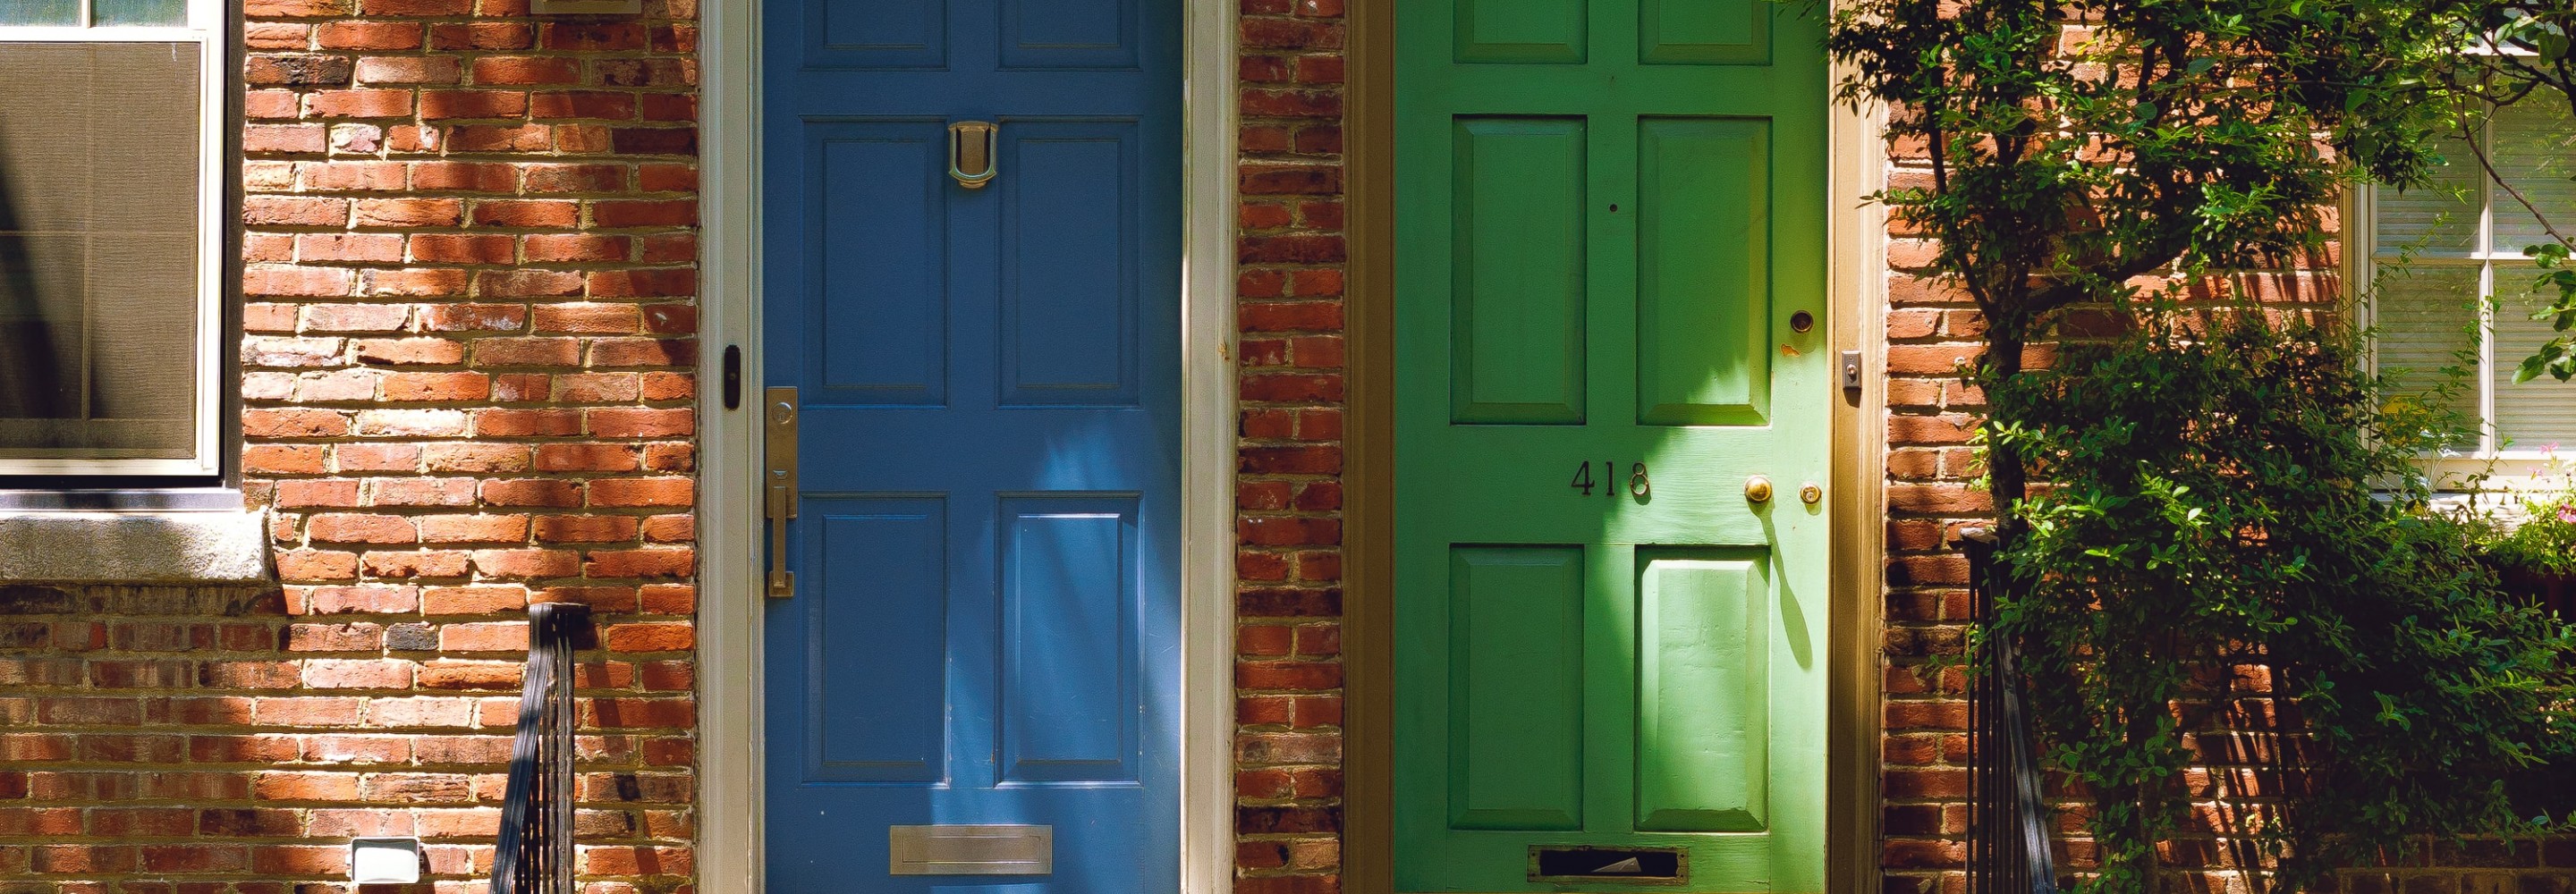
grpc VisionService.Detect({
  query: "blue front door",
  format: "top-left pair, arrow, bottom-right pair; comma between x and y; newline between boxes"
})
758,0 -> 1182,887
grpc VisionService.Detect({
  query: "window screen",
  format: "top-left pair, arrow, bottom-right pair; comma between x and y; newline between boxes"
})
0,5 -> 219,475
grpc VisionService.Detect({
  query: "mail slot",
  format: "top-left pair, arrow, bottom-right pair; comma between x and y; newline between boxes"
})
1528,846 -> 1687,884
889,824 -> 1052,875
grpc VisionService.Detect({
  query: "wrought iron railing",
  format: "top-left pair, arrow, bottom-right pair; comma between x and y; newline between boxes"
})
492,601 -> 591,894
1963,528 -> 2059,894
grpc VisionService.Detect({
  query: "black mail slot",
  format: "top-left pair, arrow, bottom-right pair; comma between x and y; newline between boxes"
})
1528,846 -> 1687,884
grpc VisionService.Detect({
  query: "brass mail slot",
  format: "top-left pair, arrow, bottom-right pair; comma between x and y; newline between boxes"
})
888,824 -> 1052,876
1528,845 -> 1687,884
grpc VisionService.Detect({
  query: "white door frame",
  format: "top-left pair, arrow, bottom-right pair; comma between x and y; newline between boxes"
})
694,0 -> 1240,888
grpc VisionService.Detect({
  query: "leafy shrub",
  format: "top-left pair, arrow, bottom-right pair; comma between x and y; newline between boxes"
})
1989,308 -> 2576,892
2472,461 -> 2576,580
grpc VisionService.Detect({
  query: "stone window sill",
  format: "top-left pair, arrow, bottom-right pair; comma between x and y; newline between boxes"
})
0,508 -> 272,585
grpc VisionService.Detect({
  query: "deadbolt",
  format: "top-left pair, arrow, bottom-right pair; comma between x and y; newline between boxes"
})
1744,476 -> 1773,503
1800,482 -> 1823,504
1789,309 -> 1815,333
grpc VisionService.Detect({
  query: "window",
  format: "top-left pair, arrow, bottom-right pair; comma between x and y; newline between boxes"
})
2362,98 -> 2576,458
0,0 -> 224,477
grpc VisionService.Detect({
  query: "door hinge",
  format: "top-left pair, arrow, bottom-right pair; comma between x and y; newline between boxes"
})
764,386 -> 799,598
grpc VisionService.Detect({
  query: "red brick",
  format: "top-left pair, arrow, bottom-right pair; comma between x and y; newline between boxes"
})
308,89 -> 413,118
472,55 -> 580,85
419,89 -> 529,120
588,477 -> 691,508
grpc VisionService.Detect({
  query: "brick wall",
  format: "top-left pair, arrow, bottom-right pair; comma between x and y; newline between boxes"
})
0,583 -> 688,888
0,1 -> 2564,892
1232,0 -> 1351,890
1865,21 -> 2576,894
0,0 -> 699,885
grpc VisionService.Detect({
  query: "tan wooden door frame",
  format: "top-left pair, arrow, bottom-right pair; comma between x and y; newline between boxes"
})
1340,3 -> 1889,890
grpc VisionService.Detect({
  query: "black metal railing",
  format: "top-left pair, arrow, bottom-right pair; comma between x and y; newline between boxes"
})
492,601 -> 592,894
1964,528 -> 2059,894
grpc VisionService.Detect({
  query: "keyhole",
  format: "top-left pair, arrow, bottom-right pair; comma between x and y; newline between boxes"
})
1607,204 -> 1619,213
1789,310 -> 1814,333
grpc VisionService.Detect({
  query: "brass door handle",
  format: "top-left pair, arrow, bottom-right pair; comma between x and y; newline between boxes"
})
764,387 -> 799,598
948,121 -> 997,190
767,481 -> 794,597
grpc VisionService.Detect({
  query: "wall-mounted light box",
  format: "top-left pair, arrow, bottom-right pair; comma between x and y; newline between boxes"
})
349,837 -> 423,884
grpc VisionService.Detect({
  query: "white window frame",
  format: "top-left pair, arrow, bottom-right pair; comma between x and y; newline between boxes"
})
2353,115 -> 2576,482
0,1 -> 225,477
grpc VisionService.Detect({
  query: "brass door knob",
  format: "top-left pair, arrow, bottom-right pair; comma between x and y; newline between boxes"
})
1744,476 -> 1773,503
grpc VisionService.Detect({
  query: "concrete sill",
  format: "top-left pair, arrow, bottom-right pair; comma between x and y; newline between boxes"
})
0,510 -> 272,584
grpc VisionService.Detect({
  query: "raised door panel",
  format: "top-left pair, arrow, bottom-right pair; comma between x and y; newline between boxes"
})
806,0 -> 945,69
1638,0 -> 1767,65
1446,545 -> 1586,831
1451,117 -> 1588,425
1634,551 -> 1768,832
998,497 -> 1143,784
1002,0 -> 1138,68
1635,117 -> 1768,426
1454,0 -> 1585,63
804,498 -> 949,784
809,122 -> 949,406
1001,122 -> 1140,407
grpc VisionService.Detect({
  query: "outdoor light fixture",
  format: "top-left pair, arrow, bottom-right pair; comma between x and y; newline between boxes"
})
349,837 -> 424,884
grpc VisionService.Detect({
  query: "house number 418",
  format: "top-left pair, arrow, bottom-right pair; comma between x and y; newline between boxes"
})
1570,461 -> 1649,498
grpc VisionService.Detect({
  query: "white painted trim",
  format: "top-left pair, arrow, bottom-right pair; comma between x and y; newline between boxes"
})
1823,72 -> 1890,894
693,0 -> 1237,890
1177,0 -> 1241,887
695,0 -> 762,885
0,16 -> 224,478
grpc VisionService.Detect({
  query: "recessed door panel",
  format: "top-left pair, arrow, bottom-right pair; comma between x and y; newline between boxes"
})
1636,117 -> 1767,426
1635,551 -> 1767,832
1000,496 -> 1141,784
1453,117 -> 1588,425
1447,545 -> 1586,831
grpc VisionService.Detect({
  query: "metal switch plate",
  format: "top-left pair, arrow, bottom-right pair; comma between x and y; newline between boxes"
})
889,824 -> 1053,876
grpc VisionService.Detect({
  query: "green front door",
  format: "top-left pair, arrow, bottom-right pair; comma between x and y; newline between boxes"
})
1391,0 -> 1830,890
